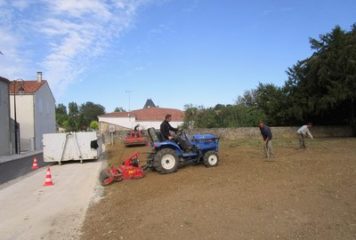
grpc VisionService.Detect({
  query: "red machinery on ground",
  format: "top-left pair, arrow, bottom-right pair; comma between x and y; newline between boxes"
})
123,129 -> 148,146
99,152 -> 145,186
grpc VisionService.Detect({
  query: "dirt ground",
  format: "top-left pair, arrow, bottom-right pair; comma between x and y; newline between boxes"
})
80,138 -> 356,240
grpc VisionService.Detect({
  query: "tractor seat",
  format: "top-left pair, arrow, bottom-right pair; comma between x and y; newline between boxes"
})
157,131 -> 164,142
147,128 -> 164,142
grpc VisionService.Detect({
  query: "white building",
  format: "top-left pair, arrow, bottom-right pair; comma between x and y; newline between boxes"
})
9,72 -> 56,151
0,76 -> 11,155
98,107 -> 184,132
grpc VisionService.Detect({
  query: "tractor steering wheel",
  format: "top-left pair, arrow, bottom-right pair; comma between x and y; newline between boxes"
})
176,128 -> 184,137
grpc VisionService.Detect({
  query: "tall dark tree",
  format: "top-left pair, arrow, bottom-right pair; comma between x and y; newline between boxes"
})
114,107 -> 125,112
183,103 -> 264,128
55,104 -> 68,127
183,104 -> 198,129
67,102 -> 80,131
284,24 -> 356,128
254,83 -> 287,125
68,102 -> 79,117
79,102 -> 105,129
56,102 -> 106,131
183,24 -> 356,131
236,89 -> 258,107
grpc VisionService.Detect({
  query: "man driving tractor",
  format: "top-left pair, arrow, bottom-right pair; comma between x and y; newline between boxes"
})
160,114 -> 193,151
160,114 -> 178,140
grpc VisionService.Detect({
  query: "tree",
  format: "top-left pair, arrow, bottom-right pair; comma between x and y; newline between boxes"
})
56,103 -> 67,115
68,102 -> 79,117
236,89 -> 258,107
90,120 -> 99,130
284,24 -> 356,127
67,102 -> 80,131
57,101 -> 105,132
194,107 -> 219,128
182,24 -> 356,130
55,104 -> 68,127
254,83 -> 288,125
79,102 -> 105,129
183,103 -> 264,128
114,107 -> 126,112
183,104 -> 198,129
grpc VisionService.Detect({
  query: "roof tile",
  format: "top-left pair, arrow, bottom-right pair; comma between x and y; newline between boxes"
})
9,80 -> 47,94
100,107 -> 184,121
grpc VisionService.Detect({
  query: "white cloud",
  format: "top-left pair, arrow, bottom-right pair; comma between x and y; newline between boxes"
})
37,18 -> 88,37
46,0 -> 112,20
0,17 -> 31,79
0,0 -> 153,96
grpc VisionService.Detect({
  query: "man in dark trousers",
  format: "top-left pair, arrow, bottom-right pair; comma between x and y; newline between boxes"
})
258,121 -> 273,159
297,123 -> 313,149
160,114 -> 178,140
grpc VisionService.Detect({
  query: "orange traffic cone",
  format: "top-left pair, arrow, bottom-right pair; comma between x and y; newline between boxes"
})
32,157 -> 39,170
43,167 -> 54,186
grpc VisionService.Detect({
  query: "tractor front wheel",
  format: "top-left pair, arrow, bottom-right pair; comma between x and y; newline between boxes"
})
203,151 -> 219,167
153,148 -> 179,174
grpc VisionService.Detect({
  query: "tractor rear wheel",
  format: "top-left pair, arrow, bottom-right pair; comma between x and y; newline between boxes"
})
153,148 -> 179,174
99,169 -> 114,186
203,151 -> 219,167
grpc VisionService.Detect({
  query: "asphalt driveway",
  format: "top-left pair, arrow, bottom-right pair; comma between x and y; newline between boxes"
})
0,159 -> 103,240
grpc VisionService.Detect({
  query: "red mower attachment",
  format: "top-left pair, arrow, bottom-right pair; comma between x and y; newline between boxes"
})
123,130 -> 148,147
99,152 -> 145,186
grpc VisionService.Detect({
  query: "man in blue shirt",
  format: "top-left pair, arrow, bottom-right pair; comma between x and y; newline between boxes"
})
258,121 -> 273,159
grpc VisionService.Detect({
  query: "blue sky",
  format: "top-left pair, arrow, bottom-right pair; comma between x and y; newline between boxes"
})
1,0 -> 356,112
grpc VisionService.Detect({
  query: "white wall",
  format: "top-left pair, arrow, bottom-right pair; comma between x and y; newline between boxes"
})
98,116 -> 135,129
10,82 -> 56,151
136,121 -> 183,129
0,81 -> 11,155
98,116 -> 183,130
34,83 -> 56,150
10,94 -> 34,148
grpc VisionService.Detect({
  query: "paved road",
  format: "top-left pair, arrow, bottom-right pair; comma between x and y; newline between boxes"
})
0,153 -> 50,185
0,159 -> 103,240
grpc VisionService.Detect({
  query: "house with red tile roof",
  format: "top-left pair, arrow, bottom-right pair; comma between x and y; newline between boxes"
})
9,72 -> 56,151
98,102 -> 184,132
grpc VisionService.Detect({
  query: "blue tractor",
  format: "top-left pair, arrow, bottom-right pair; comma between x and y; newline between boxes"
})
145,128 -> 220,174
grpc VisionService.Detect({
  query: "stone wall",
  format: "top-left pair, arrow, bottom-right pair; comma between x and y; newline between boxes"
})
99,121 -> 130,133
187,126 -> 353,140
105,126 -> 353,142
